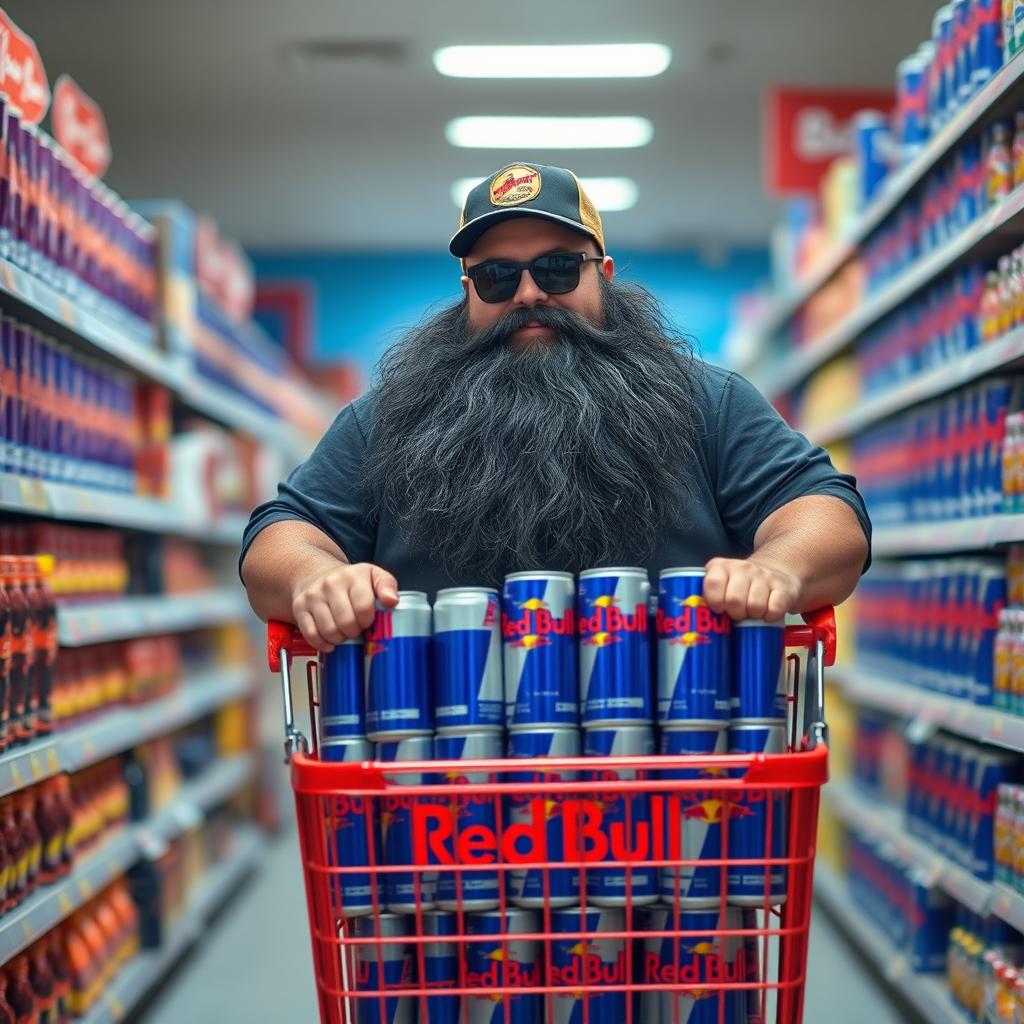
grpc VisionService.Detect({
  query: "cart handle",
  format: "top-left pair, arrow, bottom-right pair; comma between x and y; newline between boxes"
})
784,606 -> 836,667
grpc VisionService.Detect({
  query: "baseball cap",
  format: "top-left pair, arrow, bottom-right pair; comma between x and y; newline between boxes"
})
449,162 -> 605,258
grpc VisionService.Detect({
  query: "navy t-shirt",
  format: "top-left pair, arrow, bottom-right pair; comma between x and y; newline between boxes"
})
240,363 -> 871,597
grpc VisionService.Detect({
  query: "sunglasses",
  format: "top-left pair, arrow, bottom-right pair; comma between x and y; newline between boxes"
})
466,251 -> 603,303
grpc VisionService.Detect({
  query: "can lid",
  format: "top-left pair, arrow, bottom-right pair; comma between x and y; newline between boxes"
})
578,566 -> 648,578
503,570 -> 574,582
434,586 -> 499,597
658,567 -> 706,578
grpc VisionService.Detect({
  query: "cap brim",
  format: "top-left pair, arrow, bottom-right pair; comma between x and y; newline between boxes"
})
449,208 -> 602,258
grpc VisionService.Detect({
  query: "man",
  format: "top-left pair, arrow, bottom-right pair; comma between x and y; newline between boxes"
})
241,162 -> 870,651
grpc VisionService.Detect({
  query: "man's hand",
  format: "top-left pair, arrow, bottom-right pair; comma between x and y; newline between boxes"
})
703,556 -> 802,622
291,562 -> 399,651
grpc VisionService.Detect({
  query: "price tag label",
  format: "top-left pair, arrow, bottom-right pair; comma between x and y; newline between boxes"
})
9,762 -> 23,788
906,718 -> 939,745
79,878 -> 92,900
108,994 -> 125,1021
58,892 -> 72,915
82,739 -> 95,759
2,264 -> 15,291
46,748 -> 60,773
29,755 -> 42,780
20,920 -> 32,940
993,717 -> 1005,739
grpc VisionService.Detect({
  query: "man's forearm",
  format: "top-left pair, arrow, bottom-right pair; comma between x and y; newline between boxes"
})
241,520 -> 349,623
751,495 -> 869,612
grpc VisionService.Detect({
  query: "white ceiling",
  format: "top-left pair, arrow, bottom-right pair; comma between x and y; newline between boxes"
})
12,0 -> 940,251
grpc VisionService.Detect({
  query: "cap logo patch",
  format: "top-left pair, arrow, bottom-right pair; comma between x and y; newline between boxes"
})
489,165 -> 541,207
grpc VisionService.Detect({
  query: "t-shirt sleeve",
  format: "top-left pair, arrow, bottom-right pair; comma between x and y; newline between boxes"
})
711,371 -> 872,568
239,401 -> 377,574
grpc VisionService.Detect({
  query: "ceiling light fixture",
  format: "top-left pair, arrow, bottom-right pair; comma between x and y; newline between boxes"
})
446,116 -> 654,149
451,176 -> 639,211
433,43 -> 672,79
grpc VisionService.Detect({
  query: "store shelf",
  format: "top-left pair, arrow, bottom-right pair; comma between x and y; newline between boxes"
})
57,588 -> 250,647
80,824 -> 262,1024
991,883 -> 1024,935
749,51 -> 1024,347
827,781 -> 992,915
814,861 -> 968,1024
871,515 -> 1024,557
0,664 -> 254,800
0,754 -> 255,965
806,327 -> 1024,446
759,185 -> 1024,401
0,471 -> 247,543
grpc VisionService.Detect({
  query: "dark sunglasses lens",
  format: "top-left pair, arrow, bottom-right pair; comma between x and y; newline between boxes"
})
473,261 -> 521,303
532,253 -> 583,294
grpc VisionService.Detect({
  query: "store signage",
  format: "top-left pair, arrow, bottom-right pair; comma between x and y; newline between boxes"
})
764,86 -> 895,195
0,7 -> 49,124
52,74 -> 111,178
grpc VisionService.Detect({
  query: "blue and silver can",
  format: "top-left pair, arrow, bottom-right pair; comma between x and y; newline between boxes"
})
434,731 -> 503,911
727,723 -> 788,907
582,725 -> 658,905
377,735 -> 438,913
502,571 -> 578,729
322,738 -> 375,916
637,905 -> 751,1024
659,727 -> 728,907
320,639 -> 365,740
350,913 -> 415,1024
657,569 -> 731,728
434,587 -> 504,734
464,909 -> 541,1024
548,906 -> 627,1024
506,728 -> 581,908
422,910 -> 460,1024
366,591 -> 432,740
731,620 -> 787,722
578,566 -> 651,725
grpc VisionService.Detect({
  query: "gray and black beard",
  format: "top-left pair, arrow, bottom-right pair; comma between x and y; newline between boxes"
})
364,276 -> 702,583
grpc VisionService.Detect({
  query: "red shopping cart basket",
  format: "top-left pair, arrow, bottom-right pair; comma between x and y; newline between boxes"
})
269,608 -> 835,1024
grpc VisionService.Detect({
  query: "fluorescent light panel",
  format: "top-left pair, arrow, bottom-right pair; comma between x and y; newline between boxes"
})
446,116 -> 653,149
433,44 -> 672,79
451,176 -> 638,212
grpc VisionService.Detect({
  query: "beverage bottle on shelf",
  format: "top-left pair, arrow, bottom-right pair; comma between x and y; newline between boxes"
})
45,931 -> 71,1024
999,255 -> 1016,336
981,270 -> 1005,342
54,776 -> 73,878
1014,111 -> 1024,187
36,780 -> 64,886
0,972 -> 14,1024
92,893 -> 122,985
996,609 -> 1014,708
5,955 -> 35,1024
3,557 -> 29,747
64,915 -> 96,1018
0,798 -> 24,912
78,901 -> 111,991
109,880 -> 139,963
28,940 -> 55,1024
988,121 -> 1014,206
31,556 -> 56,738
16,791 -> 40,899
15,555 -> 41,743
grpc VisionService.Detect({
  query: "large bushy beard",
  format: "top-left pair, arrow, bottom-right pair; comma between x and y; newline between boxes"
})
364,276 -> 701,583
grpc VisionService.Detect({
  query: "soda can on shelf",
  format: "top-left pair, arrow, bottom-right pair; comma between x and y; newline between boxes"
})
433,731 -> 503,912
502,571 -> 578,730
548,906 -> 627,1022
365,591 -> 432,741
377,735 -> 438,913
973,0 -> 1005,87
659,726 -> 728,907
505,727 -> 581,908
896,54 -> 930,159
347,914 -> 415,1024
930,5 -> 953,130
727,723 -> 789,907
731,620 -> 787,723
577,566 -> 652,726
433,587 -> 503,735
582,725 -> 658,906
463,909 -> 541,1022
320,639 -> 365,741
656,568 -> 731,728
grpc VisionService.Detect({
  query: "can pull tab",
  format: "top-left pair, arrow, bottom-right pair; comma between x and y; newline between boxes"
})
268,620 -> 316,762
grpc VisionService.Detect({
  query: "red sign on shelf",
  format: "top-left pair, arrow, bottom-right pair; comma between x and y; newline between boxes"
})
0,7 -> 49,125
764,86 -> 895,195
52,74 -> 111,178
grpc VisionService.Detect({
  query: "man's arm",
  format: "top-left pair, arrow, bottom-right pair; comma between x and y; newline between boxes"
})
703,494 -> 868,621
241,520 -> 398,651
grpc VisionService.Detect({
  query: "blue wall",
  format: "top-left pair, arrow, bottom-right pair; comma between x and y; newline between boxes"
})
252,247 -> 769,381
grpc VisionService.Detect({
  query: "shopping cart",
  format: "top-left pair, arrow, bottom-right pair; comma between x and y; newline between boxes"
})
268,607 -> 835,1024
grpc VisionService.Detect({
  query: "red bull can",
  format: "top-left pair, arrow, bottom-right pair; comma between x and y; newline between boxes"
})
366,591 -> 432,741
548,906 -> 627,1024
422,910 -> 460,1024
726,724 -> 788,907
502,571 -> 577,730
637,905 -> 751,1024
578,567 -> 651,726
506,728 -> 581,908
582,725 -> 658,906
973,0 -> 1004,87
323,738 -> 376,918
657,569 -> 731,728
730,621 -> 787,723
349,913 -> 416,1024
377,735 -> 438,913
434,587 -> 504,734
659,727 -> 728,906
320,639 -> 365,741
435,731 -> 503,911
464,909 -> 541,1024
